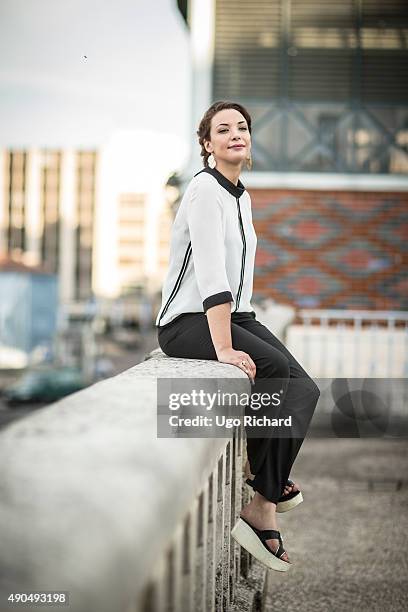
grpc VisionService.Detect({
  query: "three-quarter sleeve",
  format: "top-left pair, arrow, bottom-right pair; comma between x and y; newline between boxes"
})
187,175 -> 234,313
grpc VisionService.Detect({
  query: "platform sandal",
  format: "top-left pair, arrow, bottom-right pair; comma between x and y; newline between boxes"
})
231,515 -> 291,572
245,477 -> 303,513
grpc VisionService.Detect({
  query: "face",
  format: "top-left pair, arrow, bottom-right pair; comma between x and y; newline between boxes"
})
204,108 -> 251,167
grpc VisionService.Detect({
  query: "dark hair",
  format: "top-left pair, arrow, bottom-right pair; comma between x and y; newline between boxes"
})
196,100 -> 252,167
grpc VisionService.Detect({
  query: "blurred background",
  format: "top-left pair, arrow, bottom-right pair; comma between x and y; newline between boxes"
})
0,3 -> 407,610
0,0 -> 407,428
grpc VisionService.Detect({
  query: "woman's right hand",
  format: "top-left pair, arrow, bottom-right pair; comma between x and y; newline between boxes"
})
216,348 -> 256,384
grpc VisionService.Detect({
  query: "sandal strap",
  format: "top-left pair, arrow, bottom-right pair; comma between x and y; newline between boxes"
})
278,489 -> 300,502
258,528 -> 281,542
274,542 -> 287,559
245,477 -> 301,506
240,517 -> 281,543
260,532 -> 287,559
239,517 -> 287,560
278,479 -> 301,502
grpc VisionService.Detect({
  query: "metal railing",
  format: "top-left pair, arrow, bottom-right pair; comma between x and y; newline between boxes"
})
287,309 -> 408,378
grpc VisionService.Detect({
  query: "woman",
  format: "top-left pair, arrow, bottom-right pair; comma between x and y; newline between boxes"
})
156,100 -> 320,572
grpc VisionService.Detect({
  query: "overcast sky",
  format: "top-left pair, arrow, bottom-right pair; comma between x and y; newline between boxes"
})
0,0 -> 190,168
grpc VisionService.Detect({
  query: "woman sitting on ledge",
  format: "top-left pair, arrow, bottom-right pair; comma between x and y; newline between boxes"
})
156,100 -> 321,572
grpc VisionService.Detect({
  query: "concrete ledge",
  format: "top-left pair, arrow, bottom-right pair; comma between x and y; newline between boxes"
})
0,347 -> 251,612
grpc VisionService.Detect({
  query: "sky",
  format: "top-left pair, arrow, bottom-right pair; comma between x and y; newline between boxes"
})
0,0 -> 191,171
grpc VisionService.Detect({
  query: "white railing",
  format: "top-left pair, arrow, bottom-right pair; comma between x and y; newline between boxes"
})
286,309 -> 408,378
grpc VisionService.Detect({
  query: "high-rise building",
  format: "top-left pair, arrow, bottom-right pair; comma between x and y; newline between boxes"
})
0,139 -> 173,305
0,148 -> 97,302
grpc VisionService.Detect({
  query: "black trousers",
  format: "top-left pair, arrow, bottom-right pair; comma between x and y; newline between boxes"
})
157,311 -> 320,504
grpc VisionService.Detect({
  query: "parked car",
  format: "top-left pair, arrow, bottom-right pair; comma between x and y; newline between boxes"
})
2,366 -> 86,406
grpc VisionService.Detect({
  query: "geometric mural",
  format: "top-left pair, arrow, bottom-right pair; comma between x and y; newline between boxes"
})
251,189 -> 408,311
325,240 -> 393,278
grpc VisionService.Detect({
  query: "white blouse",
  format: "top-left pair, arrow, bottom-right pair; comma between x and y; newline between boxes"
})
155,166 -> 258,327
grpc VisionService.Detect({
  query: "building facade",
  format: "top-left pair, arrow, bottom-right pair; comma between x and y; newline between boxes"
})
0,149 -> 97,302
0,143 -> 172,305
177,0 -> 408,310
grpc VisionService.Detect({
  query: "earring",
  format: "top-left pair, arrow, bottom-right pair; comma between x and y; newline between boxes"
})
208,153 -> 216,169
245,152 -> 252,170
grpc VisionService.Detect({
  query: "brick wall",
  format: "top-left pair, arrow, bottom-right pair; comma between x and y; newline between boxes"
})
250,189 -> 408,311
